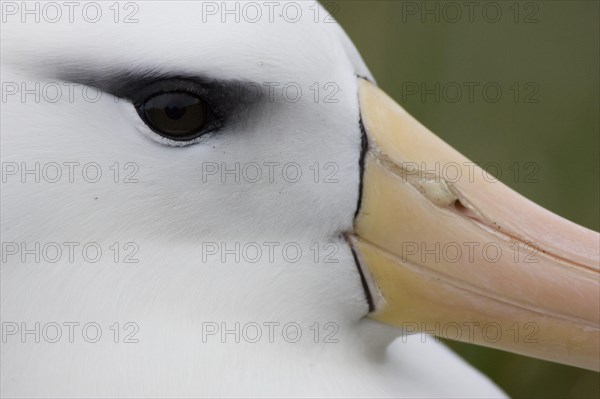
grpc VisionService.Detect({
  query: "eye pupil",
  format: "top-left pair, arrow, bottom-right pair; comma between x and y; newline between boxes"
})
165,104 -> 186,120
137,92 -> 210,141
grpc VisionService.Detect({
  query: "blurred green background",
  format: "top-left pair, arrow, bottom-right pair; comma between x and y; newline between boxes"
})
331,1 -> 599,398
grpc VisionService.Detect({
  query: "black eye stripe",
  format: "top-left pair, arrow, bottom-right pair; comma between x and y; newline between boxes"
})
58,70 -> 263,113
58,70 -> 267,144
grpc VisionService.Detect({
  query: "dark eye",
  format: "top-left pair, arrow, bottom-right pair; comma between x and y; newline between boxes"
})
136,92 -> 214,141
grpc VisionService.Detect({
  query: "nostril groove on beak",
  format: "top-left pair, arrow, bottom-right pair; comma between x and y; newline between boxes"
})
452,199 -> 466,212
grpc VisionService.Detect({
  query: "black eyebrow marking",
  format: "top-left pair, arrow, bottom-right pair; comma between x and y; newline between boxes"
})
57,68 -> 267,116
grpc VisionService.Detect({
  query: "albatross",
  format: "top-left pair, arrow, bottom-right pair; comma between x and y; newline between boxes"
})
1,1 -> 598,397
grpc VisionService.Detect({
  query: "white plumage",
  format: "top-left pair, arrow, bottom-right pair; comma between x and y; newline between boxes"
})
1,2 -> 504,397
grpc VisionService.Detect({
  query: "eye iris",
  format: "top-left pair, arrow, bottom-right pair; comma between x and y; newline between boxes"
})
141,92 -> 208,140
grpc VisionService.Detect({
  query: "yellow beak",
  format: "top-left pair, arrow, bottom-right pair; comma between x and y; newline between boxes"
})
352,79 -> 600,371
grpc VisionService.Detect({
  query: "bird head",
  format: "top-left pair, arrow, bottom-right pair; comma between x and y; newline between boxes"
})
1,3 -> 598,395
